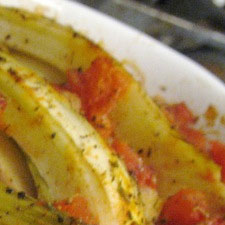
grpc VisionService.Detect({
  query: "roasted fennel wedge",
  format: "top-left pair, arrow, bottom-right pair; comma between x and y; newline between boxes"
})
0,182 -> 78,225
0,7 -> 105,73
0,131 -> 34,196
0,50 -> 145,225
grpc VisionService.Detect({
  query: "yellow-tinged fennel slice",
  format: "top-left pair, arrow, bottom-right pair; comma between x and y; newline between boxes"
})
0,131 -> 35,196
0,50 -> 145,225
0,181 -> 78,225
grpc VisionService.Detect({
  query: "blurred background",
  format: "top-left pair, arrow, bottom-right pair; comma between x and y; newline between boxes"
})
74,0 -> 225,82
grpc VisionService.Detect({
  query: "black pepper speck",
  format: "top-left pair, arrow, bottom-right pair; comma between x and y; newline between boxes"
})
57,215 -> 64,223
5,187 -> 13,194
51,133 -> 56,139
0,56 -> 6,62
17,191 -> 26,199
5,34 -> 11,41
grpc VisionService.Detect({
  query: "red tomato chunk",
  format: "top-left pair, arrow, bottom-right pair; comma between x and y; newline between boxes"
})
54,196 -> 99,225
112,139 -> 156,188
210,141 -> 225,183
158,189 -> 209,225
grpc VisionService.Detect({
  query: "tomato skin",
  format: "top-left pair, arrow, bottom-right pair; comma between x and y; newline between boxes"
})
112,139 -> 156,188
166,103 -> 196,127
166,103 -> 206,152
54,196 -> 98,225
65,57 -> 130,139
210,141 -> 225,182
158,189 -> 209,225
180,126 -> 206,152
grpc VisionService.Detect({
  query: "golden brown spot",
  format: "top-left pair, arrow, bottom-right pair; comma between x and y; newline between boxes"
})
7,68 -> 21,83
220,115 -> 225,126
204,105 -> 218,127
5,34 -> 11,41
30,115 -> 44,126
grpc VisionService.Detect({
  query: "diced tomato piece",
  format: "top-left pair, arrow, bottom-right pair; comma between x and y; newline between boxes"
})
112,139 -> 156,188
210,141 -> 225,166
64,57 -> 130,139
201,169 -> 216,183
66,57 -> 130,118
210,141 -> 225,182
180,126 -> 207,152
165,103 -> 207,152
158,189 -> 209,225
54,196 -> 98,225
112,139 -> 140,172
166,103 -> 196,127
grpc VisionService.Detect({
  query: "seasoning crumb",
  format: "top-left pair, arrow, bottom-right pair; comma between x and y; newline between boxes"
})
160,85 -> 167,92
147,148 -> 152,157
57,215 -> 64,223
110,160 -> 119,168
8,68 -> 21,82
127,211 -> 133,220
73,32 -> 78,38
0,56 -> 6,62
5,187 -> 13,194
138,149 -> 143,155
20,13 -> 26,20
80,134 -> 88,139
5,34 -> 11,41
17,191 -> 26,199
204,105 -> 218,127
8,68 -> 17,76
77,67 -> 82,73
51,132 -> 56,139
16,206 -> 21,211
91,116 -> 96,122
159,219 -> 167,224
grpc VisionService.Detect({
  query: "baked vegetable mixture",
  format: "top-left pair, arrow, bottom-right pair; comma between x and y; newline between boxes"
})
0,6 -> 224,225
